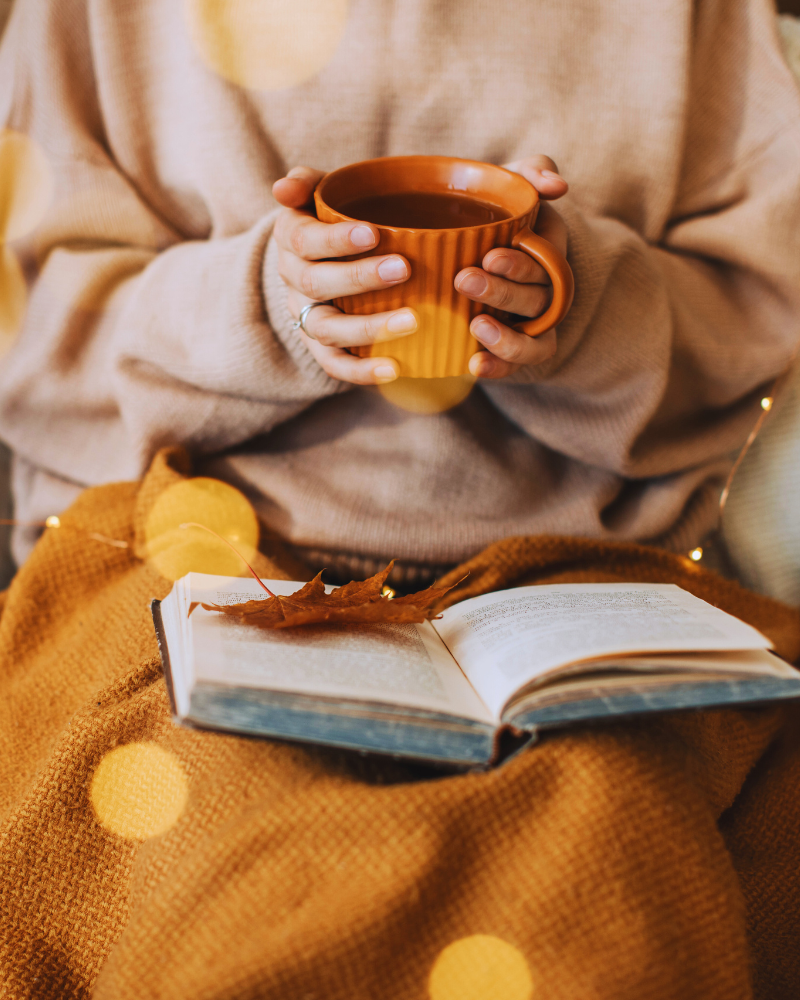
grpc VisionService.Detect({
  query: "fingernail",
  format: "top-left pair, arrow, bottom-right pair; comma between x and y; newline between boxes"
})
541,170 -> 563,181
458,272 -> 487,296
489,256 -> 513,276
374,364 -> 398,382
351,225 -> 377,248
385,310 -> 417,334
472,317 -> 500,346
377,257 -> 408,282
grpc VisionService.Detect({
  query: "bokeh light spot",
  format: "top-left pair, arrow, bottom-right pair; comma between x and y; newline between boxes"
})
0,246 -> 26,356
379,374 -> 476,414
370,300 -> 479,381
184,0 -> 350,91
145,477 -> 260,581
0,130 -> 54,243
429,935 -> 534,1000
90,743 -> 188,840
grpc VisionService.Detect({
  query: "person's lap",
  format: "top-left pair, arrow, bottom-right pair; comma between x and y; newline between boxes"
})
2,448 -> 799,1000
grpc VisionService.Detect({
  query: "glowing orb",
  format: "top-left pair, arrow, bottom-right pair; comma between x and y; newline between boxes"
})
0,130 -> 53,243
378,374 -> 476,415
429,935 -> 534,1000
90,743 -> 189,840
366,298 -> 479,380
184,0 -> 350,91
144,477 -> 260,581
0,246 -> 26,356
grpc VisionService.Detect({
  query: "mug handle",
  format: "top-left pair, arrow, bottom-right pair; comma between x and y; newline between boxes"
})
510,226 -> 575,336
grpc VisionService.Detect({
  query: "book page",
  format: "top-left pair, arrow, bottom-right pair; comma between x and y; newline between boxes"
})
184,574 -> 494,723
432,583 -> 773,717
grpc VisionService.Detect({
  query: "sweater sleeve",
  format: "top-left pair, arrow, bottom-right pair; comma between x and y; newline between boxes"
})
481,0 -> 800,491
0,0 -> 344,490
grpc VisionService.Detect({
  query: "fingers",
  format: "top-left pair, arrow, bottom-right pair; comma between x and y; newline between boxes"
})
286,290 -> 418,348
279,245 -> 410,301
274,210 -> 380,261
468,315 -> 557,378
481,246 -> 549,285
299,330 -> 400,385
455,261 -> 552,318
504,156 -> 568,201
272,166 -> 327,209
454,203 -> 569,314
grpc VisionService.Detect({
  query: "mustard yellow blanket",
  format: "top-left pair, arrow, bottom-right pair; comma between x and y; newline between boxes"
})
2,450 -> 799,1000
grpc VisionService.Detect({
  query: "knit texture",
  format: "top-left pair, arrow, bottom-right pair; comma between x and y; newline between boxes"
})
1,0 -> 800,574
1,449 -> 800,999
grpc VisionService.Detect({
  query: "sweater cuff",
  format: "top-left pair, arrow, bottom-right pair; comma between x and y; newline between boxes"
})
501,197 -> 595,385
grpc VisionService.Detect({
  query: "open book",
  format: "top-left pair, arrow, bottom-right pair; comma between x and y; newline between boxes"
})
151,574 -> 800,768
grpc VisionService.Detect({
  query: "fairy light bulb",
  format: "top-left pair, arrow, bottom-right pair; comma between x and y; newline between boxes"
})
45,515 -> 61,528
760,397 -> 773,411
689,547 -> 703,562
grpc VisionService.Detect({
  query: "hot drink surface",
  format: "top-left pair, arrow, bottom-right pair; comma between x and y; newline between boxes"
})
338,191 -> 511,229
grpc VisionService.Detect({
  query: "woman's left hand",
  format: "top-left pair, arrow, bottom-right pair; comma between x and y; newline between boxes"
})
455,155 -> 569,379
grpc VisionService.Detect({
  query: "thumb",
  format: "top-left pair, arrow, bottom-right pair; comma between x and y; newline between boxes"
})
504,156 -> 568,201
272,166 -> 328,209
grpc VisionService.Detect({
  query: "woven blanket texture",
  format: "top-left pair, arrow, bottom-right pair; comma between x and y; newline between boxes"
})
1,448 -> 800,1000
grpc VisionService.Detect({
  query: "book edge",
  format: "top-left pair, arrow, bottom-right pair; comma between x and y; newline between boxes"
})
150,599 -> 178,718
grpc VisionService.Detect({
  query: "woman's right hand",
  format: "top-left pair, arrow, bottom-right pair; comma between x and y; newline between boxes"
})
272,166 -> 416,385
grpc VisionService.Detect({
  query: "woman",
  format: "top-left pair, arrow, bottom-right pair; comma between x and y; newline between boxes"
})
1,0 -> 798,586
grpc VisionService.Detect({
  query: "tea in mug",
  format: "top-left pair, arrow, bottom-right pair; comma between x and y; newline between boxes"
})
338,191 -> 512,229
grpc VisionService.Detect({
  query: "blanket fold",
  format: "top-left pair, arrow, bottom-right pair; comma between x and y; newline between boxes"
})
1,448 -> 799,1000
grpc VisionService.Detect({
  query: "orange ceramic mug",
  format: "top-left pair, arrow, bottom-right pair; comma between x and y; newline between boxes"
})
314,155 -> 575,379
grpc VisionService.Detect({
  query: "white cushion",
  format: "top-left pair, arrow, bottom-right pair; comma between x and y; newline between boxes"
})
721,360 -> 800,605
718,16 -> 800,607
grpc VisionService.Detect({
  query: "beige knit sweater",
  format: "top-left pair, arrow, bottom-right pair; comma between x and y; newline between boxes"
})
1,0 -> 799,581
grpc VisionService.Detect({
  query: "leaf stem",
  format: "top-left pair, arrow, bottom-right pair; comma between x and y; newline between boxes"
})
178,522 -> 276,597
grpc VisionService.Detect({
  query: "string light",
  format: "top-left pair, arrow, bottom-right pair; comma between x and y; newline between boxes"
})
689,547 -> 703,562
718,352 -> 797,519
0,515 -> 131,551
381,585 -> 396,600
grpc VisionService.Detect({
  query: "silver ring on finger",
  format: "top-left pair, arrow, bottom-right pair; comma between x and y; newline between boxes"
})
291,302 -> 330,336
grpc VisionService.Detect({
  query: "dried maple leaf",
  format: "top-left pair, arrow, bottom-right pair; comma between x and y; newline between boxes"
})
197,561 -> 463,628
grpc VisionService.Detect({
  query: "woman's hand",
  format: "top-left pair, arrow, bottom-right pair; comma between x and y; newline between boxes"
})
272,166 -> 415,385
272,156 -> 568,384
457,155 -> 569,379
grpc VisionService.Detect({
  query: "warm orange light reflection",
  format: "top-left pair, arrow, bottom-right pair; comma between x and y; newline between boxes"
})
0,245 -> 26,356
90,743 -> 189,840
379,373 -> 476,414
0,130 -> 53,242
429,935 -> 534,1000
184,0 -> 350,90
144,478 -> 260,581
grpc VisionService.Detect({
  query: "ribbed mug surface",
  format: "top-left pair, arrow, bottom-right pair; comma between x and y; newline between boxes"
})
315,156 -> 568,379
